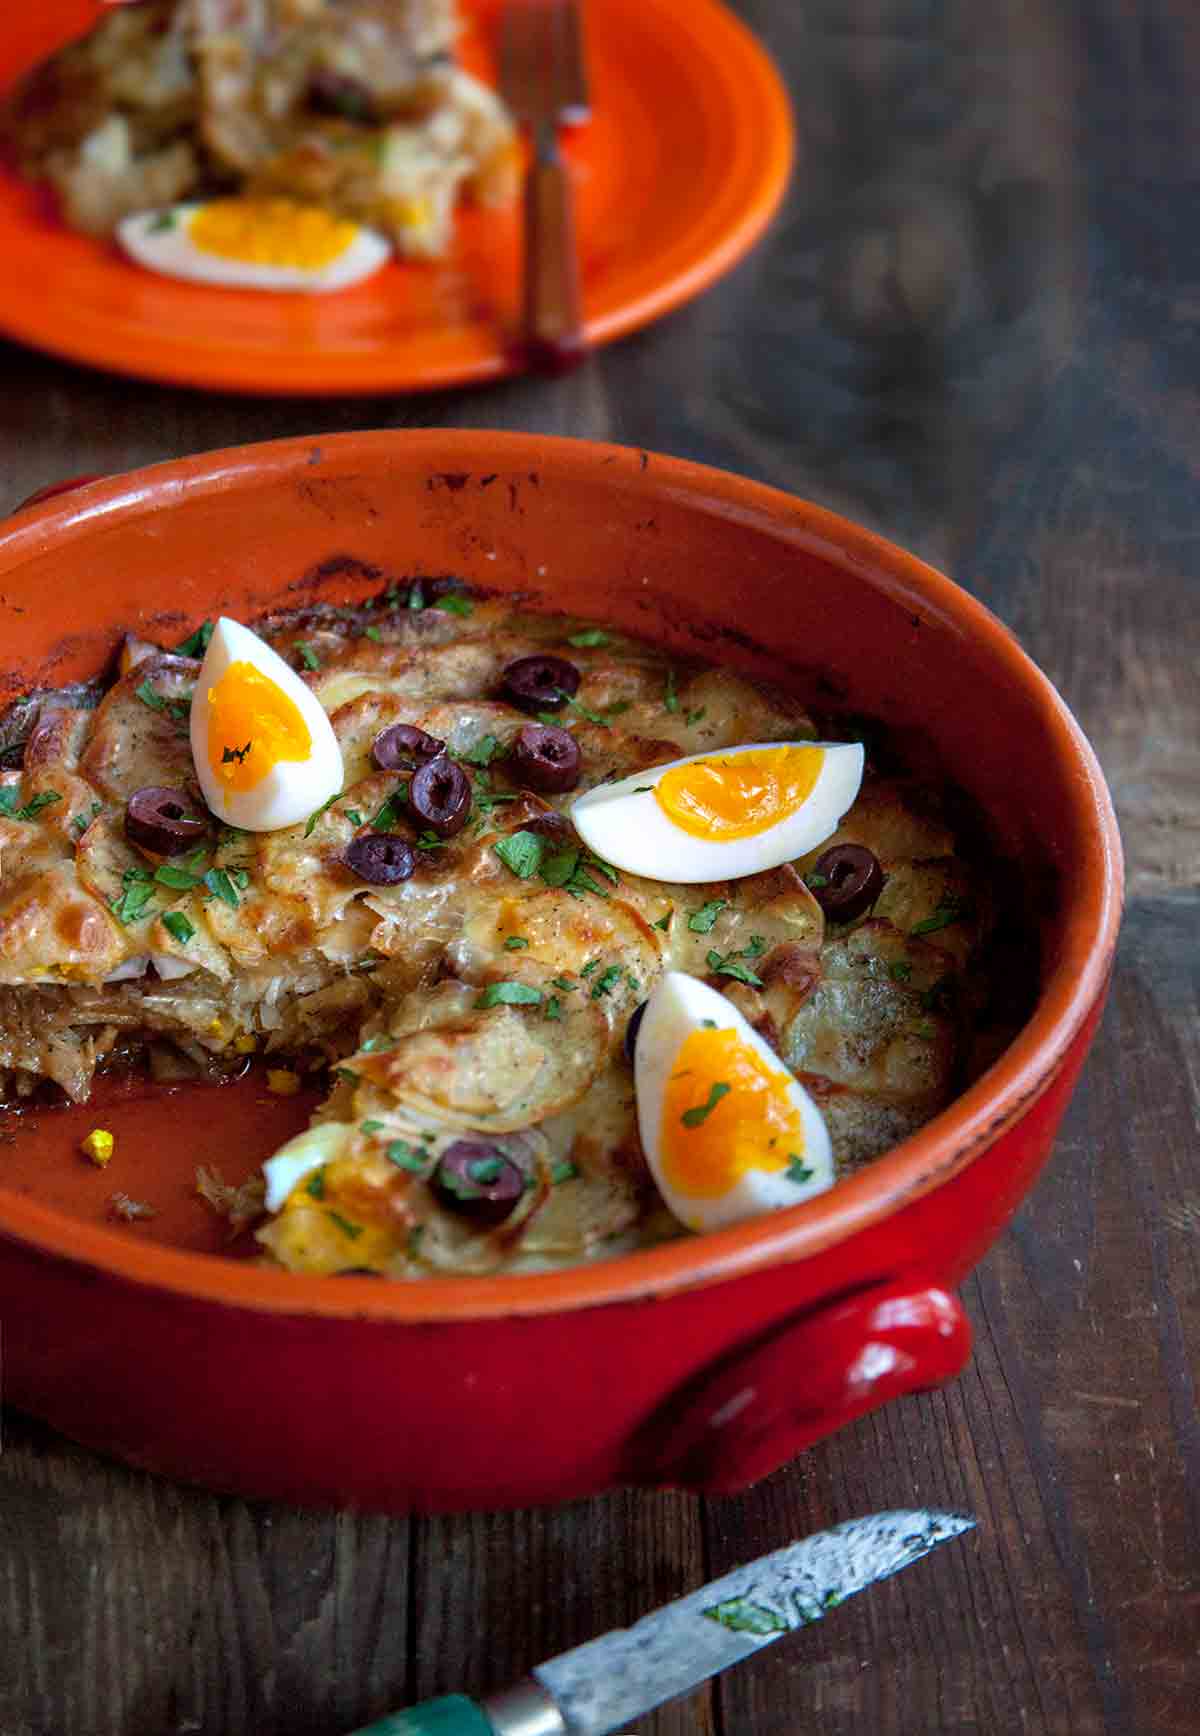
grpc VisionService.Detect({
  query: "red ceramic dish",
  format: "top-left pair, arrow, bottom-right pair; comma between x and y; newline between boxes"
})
0,433 -> 1122,1510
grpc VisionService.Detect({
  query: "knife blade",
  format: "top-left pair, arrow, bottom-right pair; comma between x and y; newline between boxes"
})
348,1508 -> 974,1736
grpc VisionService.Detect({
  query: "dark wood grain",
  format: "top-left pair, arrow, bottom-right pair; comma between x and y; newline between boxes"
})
2,1 -> 1198,1733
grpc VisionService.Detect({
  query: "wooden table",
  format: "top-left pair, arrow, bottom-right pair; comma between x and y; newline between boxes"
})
2,3 -> 1197,1732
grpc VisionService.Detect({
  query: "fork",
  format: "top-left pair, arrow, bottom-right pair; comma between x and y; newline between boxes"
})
500,0 -> 590,372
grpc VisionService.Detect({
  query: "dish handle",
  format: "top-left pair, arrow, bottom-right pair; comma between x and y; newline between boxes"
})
630,1277 -> 971,1492
9,474 -> 104,515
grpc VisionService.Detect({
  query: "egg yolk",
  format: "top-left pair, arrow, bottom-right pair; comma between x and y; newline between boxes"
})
659,1027 -> 805,1198
655,745 -> 824,840
188,198 -> 358,268
206,661 -> 312,791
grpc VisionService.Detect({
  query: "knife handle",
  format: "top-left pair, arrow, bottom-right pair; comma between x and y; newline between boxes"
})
347,1681 -> 566,1736
346,1695 -> 494,1735
519,125 -> 585,374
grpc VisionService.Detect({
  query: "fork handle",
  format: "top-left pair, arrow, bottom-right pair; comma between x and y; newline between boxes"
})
520,124 -> 585,373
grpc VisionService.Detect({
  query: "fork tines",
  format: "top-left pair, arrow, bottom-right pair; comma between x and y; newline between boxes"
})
501,0 -> 590,130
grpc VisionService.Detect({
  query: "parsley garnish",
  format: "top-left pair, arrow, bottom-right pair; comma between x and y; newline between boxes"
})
551,1160 -> 579,1185
889,960 -> 912,982
203,867 -> 240,909
407,581 -> 426,611
154,862 -> 203,890
221,741 -> 252,766
663,669 -> 680,713
475,981 -> 542,1009
682,1081 -> 731,1127
328,1212 -> 363,1240
335,1066 -> 359,1085
504,935 -> 529,950
706,935 -> 767,987
580,958 -> 601,978
305,1168 -> 326,1199
653,912 -> 673,932
433,593 -> 474,617
174,620 -> 213,657
386,1140 -> 429,1173
344,809 -> 363,827
458,733 -> 503,767
686,707 -> 707,727
550,976 -> 576,992
110,868 -> 156,925
371,786 -> 409,831
786,1157 -> 814,1183
359,1035 -> 394,1053
688,899 -> 727,934
590,964 -> 623,999
911,900 -> 969,936
360,1120 -> 384,1135
415,830 -> 447,851
134,678 -> 190,725
296,641 -> 321,671
304,790 -> 344,837
493,830 -> 545,879
805,872 -> 829,890
567,629 -> 610,647
544,996 -> 563,1021
364,625 -> 383,643
70,800 -> 102,838
161,910 -> 195,944
0,788 -> 62,822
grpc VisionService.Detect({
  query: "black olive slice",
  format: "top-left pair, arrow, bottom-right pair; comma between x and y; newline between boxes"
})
371,723 -> 446,771
344,834 -> 416,885
409,755 -> 471,837
124,787 -> 207,856
808,843 -> 885,922
431,1140 -> 527,1227
500,654 -> 581,713
624,1001 -> 648,1064
508,722 -> 582,793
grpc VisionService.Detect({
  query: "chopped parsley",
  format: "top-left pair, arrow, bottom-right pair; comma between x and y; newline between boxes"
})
706,935 -> 767,988
663,668 -> 680,713
359,1034 -> 394,1052
161,910 -> 195,945
221,741 -> 252,766
406,581 -> 426,611
550,1160 -> 579,1185
911,901 -> 969,936
328,1211 -> 363,1240
653,911 -> 673,932
785,1157 -> 814,1183
371,786 -> 408,831
344,808 -> 364,827
493,829 -> 545,879
687,899 -> 727,934
70,800 -> 103,838
304,790 -> 344,837
685,707 -> 707,727
202,867 -> 241,909
550,976 -> 576,992
110,868 -> 156,925
433,593 -> 474,617
154,861 -> 204,890
458,733 -> 503,768
590,964 -> 624,1000
888,960 -> 913,982
386,1140 -> 430,1173
147,210 -> 177,234
334,1066 -> 359,1085
0,787 -> 62,822
805,872 -> 829,890
913,1020 -> 938,1039
475,981 -> 542,1009
503,935 -> 529,950
360,1120 -> 384,1135
305,1168 -> 326,1199
296,641 -> 321,671
364,625 -> 383,643
703,1598 -> 788,1636
544,996 -> 563,1021
415,831 -> 448,851
134,678 -> 190,725
567,629 -> 610,647
681,1081 -> 731,1127
580,958 -> 601,978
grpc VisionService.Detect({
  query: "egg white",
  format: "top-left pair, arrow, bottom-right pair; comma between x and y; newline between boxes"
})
189,616 -> 344,831
570,740 -> 863,883
634,971 -> 834,1233
262,1121 -> 354,1211
116,204 -> 392,292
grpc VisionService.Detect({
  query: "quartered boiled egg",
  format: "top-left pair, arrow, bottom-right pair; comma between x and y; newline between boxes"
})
116,197 -> 391,292
190,617 -> 343,831
570,740 -> 863,882
262,1121 -> 354,1211
634,971 -> 834,1234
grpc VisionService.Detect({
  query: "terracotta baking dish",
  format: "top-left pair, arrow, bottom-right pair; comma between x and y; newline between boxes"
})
0,433 -> 1121,1511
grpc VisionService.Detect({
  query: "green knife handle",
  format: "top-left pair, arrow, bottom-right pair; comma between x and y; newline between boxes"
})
347,1695 -> 494,1736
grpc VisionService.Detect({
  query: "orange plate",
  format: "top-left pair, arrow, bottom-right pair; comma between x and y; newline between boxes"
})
0,0 -> 793,396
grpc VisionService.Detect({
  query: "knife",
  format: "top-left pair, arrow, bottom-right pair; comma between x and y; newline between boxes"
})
348,1508 -> 975,1735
